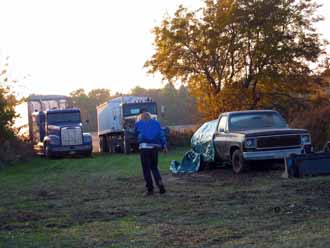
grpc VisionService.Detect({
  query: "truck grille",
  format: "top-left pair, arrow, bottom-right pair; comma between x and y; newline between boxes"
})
61,127 -> 83,146
257,135 -> 301,149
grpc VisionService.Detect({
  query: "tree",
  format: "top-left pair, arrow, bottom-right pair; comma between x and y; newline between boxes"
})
145,0 -> 329,119
70,88 -> 111,132
70,89 -> 91,130
88,88 -> 111,105
131,83 -> 201,125
0,58 -> 19,143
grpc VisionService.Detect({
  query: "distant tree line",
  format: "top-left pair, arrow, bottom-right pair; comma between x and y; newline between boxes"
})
69,83 -> 202,132
130,83 -> 202,126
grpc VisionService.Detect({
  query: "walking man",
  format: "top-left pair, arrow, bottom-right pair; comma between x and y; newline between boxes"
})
135,110 -> 167,195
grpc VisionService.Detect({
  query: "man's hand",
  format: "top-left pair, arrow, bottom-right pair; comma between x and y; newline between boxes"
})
163,145 -> 168,154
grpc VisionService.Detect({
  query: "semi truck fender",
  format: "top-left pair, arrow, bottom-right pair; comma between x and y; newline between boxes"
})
83,133 -> 93,144
43,135 -> 61,146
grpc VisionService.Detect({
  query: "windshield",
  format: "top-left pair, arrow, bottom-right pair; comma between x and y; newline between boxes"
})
123,102 -> 157,117
47,112 -> 81,124
229,112 -> 287,131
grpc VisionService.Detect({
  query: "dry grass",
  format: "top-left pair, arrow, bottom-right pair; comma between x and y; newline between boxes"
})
1,149 -> 330,247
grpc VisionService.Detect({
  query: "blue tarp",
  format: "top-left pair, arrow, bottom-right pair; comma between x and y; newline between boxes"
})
170,120 -> 218,174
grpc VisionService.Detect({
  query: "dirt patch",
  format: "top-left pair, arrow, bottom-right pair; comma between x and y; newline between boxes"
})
15,211 -> 43,222
0,211 -> 44,231
72,209 -> 129,224
36,190 -> 58,200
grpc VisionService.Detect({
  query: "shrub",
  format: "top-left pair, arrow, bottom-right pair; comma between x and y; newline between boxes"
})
289,106 -> 330,150
168,129 -> 195,147
0,137 -> 33,168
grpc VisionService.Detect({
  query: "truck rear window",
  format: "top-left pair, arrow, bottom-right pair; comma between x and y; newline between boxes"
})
123,103 -> 157,117
229,112 -> 287,131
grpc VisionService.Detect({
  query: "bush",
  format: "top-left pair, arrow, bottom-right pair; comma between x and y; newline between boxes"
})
289,106 -> 330,150
168,129 -> 195,147
0,137 -> 33,168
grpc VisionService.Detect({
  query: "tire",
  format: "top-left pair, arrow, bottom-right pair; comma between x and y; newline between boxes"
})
100,136 -> 109,153
232,149 -> 248,174
123,138 -> 130,154
198,155 -> 205,171
323,142 -> 330,153
44,143 -> 52,159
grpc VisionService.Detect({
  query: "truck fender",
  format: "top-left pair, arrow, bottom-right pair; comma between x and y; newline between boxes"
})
83,133 -> 93,143
229,145 -> 241,160
43,135 -> 60,145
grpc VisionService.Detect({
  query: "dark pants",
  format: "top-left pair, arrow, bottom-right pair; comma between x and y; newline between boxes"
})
140,148 -> 163,191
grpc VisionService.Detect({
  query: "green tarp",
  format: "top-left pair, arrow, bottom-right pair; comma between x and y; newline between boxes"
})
170,120 -> 218,174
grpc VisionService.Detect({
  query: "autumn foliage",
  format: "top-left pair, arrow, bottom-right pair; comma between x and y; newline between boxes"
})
146,0 -> 329,120
290,105 -> 330,150
0,59 -> 19,144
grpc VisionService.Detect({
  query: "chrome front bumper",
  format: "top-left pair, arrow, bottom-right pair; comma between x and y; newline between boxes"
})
51,144 -> 92,153
243,148 -> 304,161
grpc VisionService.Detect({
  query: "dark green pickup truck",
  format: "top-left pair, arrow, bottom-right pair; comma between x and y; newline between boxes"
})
213,110 -> 312,173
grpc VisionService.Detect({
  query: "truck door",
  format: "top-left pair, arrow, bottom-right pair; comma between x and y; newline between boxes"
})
213,115 -> 229,161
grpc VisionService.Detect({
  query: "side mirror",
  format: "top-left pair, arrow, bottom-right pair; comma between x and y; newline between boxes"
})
161,105 -> 165,118
219,128 -> 225,133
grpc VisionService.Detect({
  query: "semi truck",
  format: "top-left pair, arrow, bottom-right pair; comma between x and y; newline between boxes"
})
97,96 -> 159,154
28,95 -> 93,157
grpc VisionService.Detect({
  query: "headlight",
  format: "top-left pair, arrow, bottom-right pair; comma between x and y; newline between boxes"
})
83,134 -> 92,143
244,138 -> 256,148
301,134 -> 311,144
48,135 -> 60,145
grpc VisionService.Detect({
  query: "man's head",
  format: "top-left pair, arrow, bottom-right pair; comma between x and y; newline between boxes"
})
139,108 -> 147,114
138,111 -> 151,121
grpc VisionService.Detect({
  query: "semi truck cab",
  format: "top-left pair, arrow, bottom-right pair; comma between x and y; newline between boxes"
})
122,101 -> 158,130
97,96 -> 161,154
32,108 -> 93,157
28,95 -> 93,158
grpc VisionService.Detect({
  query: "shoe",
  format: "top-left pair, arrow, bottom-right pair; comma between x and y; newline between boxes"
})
159,185 -> 166,194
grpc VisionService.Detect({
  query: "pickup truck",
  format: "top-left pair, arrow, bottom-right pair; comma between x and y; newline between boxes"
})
212,110 -> 312,173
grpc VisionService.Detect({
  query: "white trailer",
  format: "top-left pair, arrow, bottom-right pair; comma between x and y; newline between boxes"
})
27,95 -> 69,141
96,96 -> 158,153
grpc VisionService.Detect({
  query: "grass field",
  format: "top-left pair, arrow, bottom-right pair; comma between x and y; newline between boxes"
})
1,148 -> 330,248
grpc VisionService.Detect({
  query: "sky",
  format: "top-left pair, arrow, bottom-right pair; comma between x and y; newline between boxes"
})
0,0 -> 202,97
0,0 -> 330,98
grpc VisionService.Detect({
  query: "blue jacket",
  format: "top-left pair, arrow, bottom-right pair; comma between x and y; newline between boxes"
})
134,119 -> 167,148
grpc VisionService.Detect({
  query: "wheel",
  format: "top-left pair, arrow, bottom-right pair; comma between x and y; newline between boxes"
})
123,138 -> 130,154
323,142 -> 330,153
232,150 -> 248,174
198,155 -> 205,171
100,136 -> 109,152
44,143 -> 52,159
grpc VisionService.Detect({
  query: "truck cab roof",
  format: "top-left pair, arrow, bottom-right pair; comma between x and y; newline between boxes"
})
45,108 -> 80,114
221,109 -> 279,116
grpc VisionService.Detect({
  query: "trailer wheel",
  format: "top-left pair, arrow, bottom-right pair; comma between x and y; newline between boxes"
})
100,136 -> 109,152
232,150 -> 248,174
123,139 -> 130,154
